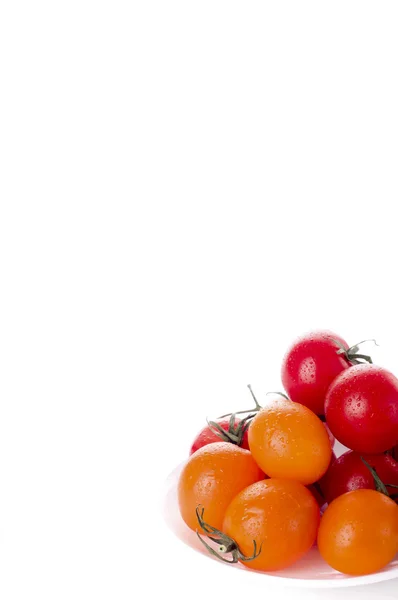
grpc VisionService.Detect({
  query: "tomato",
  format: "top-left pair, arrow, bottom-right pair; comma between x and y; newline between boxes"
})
318,489 -> 398,575
220,479 -> 319,571
248,398 -> 332,485
190,416 -> 250,454
320,450 -> 398,503
178,442 -> 263,531
281,330 -> 351,415
325,364 -> 398,454
221,386 -> 335,450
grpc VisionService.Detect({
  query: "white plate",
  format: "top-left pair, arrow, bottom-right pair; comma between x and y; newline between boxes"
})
162,453 -> 398,589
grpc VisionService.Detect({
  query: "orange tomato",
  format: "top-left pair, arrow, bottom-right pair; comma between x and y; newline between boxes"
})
248,398 -> 332,485
318,489 -> 398,575
222,479 -> 320,571
178,442 -> 264,531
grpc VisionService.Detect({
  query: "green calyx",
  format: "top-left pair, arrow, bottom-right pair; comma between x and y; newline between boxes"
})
207,412 -> 255,446
334,339 -> 378,365
195,506 -> 262,564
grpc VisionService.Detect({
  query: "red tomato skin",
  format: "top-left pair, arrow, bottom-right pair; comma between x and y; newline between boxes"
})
190,419 -> 250,454
325,364 -> 398,454
281,330 -> 350,415
315,451 -> 337,502
320,450 -> 398,503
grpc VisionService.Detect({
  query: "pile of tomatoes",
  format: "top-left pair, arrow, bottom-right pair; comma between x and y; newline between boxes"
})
177,330 -> 398,576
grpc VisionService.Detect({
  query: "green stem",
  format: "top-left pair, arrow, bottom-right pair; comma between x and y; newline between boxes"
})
195,506 -> 262,564
218,384 -> 263,419
266,391 -> 290,401
334,339 -> 378,366
218,386 -> 290,421
361,457 -> 389,496
247,384 -> 262,410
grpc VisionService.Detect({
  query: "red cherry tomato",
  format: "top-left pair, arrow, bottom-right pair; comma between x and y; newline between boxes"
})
325,364 -> 398,454
320,450 -> 398,503
316,450 -> 337,502
281,330 -> 351,415
190,417 -> 250,454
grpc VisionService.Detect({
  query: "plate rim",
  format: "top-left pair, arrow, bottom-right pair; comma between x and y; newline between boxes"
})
161,461 -> 398,589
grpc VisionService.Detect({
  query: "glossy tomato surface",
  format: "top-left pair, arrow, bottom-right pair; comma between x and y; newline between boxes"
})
318,489 -> 398,575
178,442 -> 263,531
190,417 -> 250,454
223,479 -> 320,571
281,330 -> 350,415
320,450 -> 398,503
248,398 -> 332,485
325,364 -> 398,454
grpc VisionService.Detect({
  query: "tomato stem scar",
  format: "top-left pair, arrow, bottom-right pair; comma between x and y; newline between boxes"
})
195,505 -> 262,564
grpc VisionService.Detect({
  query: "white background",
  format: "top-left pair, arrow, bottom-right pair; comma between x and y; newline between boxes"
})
1,1 -> 398,598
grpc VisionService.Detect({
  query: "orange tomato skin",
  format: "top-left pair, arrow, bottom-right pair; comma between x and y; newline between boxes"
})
318,489 -> 398,575
223,479 -> 320,571
248,399 -> 332,485
178,442 -> 264,531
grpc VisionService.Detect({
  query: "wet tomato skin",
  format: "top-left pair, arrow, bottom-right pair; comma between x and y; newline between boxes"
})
320,450 -> 398,503
318,489 -> 398,575
178,442 -> 264,531
248,398 -> 332,485
325,364 -> 398,454
190,418 -> 250,454
281,330 -> 350,415
223,479 -> 320,571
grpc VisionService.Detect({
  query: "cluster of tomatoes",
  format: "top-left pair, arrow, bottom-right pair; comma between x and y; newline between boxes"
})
177,331 -> 398,576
